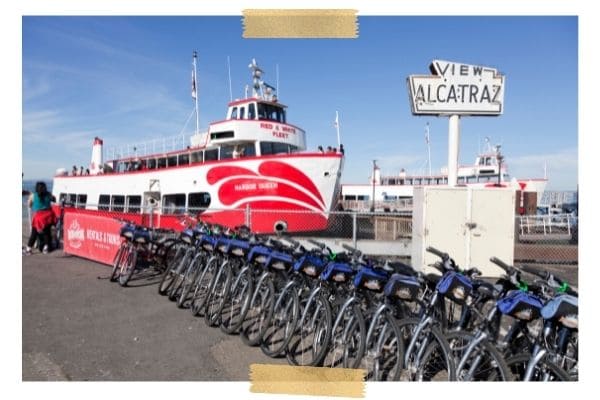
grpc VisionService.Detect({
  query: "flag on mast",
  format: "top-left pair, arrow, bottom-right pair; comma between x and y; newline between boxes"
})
425,122 -> 430,144
191,68 -> 197,100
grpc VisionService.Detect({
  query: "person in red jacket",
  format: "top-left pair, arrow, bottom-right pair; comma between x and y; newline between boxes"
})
24,182 -> 56,254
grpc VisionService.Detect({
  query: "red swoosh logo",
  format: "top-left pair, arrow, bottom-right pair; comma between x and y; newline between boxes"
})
217,178 -> 324,210
207,166 -> 256,185
258,161 -> 325,206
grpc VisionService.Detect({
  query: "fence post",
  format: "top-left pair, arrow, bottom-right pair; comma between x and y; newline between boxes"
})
245,204 -> 251,230
352,211 -> 357,248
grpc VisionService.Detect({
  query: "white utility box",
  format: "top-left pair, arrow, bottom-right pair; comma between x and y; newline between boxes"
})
411,186 -> 516,277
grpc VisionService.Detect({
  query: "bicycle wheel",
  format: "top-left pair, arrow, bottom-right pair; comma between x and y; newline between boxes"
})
204,261 -> 233,327
190,256 -> 220,317
361,308 -> 404,381
261,284 -> 300,357
220,265 -> 254,335
287,291 -> 332,367
118,245 -> 137,287
446,330 -> 512,381
177,252 -> 207,309
155,238 -> 178,272
240,274 -> 275,347
503,353 -> 571,381
396,317 -> 456,381
323,303 -> 366,369
110,242 -> 128,282
158,244 -> 185,295
168,249 -> 193,301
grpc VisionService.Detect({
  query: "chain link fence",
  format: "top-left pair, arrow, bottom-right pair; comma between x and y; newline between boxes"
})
22,200 -> 578,269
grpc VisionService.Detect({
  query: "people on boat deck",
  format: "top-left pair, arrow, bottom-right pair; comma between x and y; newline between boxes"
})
318,145 -> 324,153
79,166 -> 84,176
339,144 -> 345,155
71,165 -> 77,176
24,181 -> 57,255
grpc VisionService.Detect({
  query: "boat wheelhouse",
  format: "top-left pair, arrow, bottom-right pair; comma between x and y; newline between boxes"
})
52,56 -> 344,233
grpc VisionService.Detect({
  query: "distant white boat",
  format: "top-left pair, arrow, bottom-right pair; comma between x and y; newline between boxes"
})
341,141 -> 547,212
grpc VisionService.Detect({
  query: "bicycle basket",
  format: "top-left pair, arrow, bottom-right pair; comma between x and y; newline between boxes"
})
201,235 -> 218,251
436,271 -> 473,304
180,228 -> 195,245
320,262 -> 353,283
384,273 -> 421,301
353,266 -> 389,292
120,224 -> 135,239
293,254 -> 327,277
497,290 -> 543,321
248,245 -> 271,264
133,229 -> 151,244
268,251 -> 294,271
229,238 -> 250,257
541,294 -> 578,328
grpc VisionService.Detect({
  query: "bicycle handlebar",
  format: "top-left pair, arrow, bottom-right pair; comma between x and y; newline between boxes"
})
489,257 -> 516,275
426,246 -> 448,261
307,238 -> 326,249
519,265 -> 578,296
342,243 -> 358,253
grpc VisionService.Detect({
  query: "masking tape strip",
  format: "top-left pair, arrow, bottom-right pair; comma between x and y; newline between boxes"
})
249,364 -> 365,398
242,9 -> 358,38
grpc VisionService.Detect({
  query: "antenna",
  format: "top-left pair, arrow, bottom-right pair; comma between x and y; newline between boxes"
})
276,63 -> 280,98
227,56 -> 233,102
192,51 -> 199,135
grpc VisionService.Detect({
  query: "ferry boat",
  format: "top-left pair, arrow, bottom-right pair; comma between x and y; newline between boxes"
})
51,55 -> 344,233
341,142 -> 547,212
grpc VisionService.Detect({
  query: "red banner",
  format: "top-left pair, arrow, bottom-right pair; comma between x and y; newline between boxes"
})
63,213 -> 123,265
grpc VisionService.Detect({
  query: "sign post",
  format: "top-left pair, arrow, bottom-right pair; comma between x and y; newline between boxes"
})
408,60 -> 505,186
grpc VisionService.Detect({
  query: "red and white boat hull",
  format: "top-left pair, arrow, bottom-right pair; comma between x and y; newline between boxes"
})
52,153 -> 344,233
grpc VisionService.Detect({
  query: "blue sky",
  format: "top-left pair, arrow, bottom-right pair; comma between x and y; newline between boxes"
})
22,16 -> 577,190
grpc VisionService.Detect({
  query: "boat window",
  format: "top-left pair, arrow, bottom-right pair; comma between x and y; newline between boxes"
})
147,158 -> 156,169
242,143 -> 256,157
357,195 -> 369,201
205,149 -> 218,161
344,195 -> 356,201
76,194 -> 87,209
257,103 -> 286,123
230,107 -> 238,119
191,151 -> 203,163
58,193 -> 67,205
178,153 -> 190,166
220,145 -> 235,159
457,177 -> 465,185
162,193 -> 186,215
98,194 -> 110,211
260,141 -> 296,155
167,156 -> 177,167
127,195 -> 142,213
210,131 -> 235,140
239,107 -> 246,120
157,157 -> 167,169
111,195 -> 125,212
188,192 -> 211,213
248,103 -> 256,120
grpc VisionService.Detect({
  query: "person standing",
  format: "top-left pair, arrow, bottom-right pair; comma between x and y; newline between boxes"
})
24,182 -> 56,254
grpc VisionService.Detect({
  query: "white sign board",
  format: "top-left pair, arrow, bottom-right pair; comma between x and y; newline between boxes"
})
408,60 -> 505,115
